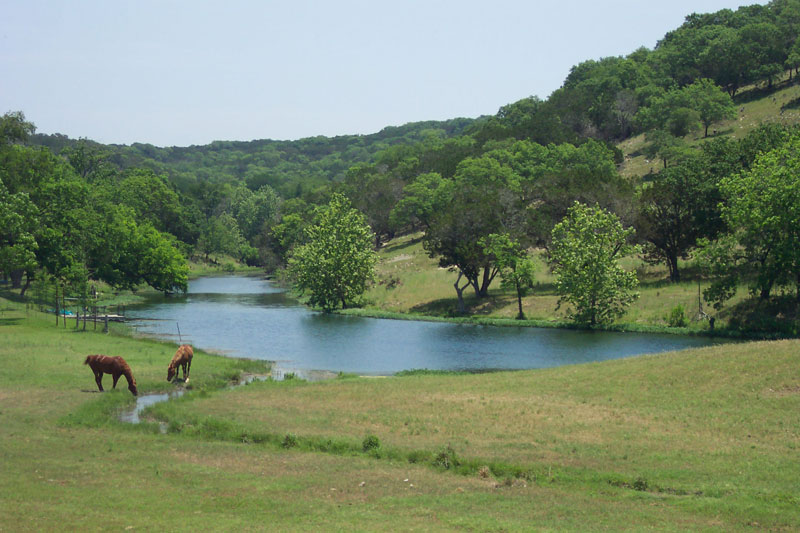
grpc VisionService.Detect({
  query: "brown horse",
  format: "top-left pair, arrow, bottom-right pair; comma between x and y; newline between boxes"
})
84,355 -> 138,396
167,344 -> 193,383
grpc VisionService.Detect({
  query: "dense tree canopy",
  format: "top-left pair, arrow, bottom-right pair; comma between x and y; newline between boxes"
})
700,134 -> 800,306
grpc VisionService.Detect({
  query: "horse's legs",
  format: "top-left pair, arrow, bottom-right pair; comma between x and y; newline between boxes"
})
112,372 -> 120,389
94,371 -> 104,392
186,358 -> 191,379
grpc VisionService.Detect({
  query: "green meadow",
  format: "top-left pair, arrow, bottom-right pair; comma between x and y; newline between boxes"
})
1,296 -> 798,531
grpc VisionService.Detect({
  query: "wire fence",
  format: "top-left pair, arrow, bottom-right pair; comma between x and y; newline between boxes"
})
23,277 -> 129,332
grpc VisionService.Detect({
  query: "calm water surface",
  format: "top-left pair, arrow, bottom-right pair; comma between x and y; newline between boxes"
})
126,275 -> 729,375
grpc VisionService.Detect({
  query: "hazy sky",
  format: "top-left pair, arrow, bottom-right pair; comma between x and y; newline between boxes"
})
1,0 -> 766,147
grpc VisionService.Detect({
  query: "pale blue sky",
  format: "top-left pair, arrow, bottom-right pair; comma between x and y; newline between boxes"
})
1,0 -> 766,147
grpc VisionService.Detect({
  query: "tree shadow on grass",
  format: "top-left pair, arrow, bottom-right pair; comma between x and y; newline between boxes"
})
733,78 -> 795,105
635,264 -> 708,289
410,293 -> 531,318
782,96 -> 800,110
380,235 -> 424,255
0,317 -> 22,326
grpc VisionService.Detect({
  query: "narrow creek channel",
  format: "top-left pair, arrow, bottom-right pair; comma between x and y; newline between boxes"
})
119,371 -> 339,426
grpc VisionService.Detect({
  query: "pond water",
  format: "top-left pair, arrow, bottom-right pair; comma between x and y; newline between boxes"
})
126,275 -> 729,376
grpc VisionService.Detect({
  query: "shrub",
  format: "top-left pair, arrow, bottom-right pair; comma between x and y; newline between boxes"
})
666,304 -> 687,327
362,435 -> 381,452
433,445 -> 460,470
282,433 -> 299,449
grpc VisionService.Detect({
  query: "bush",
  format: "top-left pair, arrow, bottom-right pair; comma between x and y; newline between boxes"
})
666,304 -> 687,327
433,445 -> 460,470
362,435 -> 381,452
282,433 -> 299,449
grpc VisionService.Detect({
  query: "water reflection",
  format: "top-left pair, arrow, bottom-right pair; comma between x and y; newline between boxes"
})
127,275 -> 729,375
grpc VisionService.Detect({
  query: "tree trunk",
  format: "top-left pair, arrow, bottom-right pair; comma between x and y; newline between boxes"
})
454,271 -> 469,314
667,252 -> 680,283
476,266 -> 497,297
10,269 -> 23,289
478,267 -> 491,297
704,124 -> 709,138
516,284 -> 524,319
20,273 -> 32,297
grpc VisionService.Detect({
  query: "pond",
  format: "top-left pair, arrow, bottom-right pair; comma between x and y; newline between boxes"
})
126,275 -> 729,376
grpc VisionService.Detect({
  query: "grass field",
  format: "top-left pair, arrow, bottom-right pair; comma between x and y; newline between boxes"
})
1,295 -> 798,531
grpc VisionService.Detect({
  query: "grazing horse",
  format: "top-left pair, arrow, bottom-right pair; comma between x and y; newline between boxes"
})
84,355 -> 138,396
167,344 -> 193,383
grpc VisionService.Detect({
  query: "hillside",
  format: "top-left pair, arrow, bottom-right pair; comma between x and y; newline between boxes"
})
30,116 -> 479,197
619,76 -> 800,179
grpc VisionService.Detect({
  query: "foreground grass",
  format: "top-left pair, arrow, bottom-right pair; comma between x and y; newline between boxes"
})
152,340 -> 800,530
2,297 -> 798,530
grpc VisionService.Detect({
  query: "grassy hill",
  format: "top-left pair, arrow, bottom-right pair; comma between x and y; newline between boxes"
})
1,296 -> 797,530
619,76 -> 800,180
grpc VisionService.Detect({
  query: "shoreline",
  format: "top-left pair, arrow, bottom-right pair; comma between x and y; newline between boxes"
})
337,307 -> 779,340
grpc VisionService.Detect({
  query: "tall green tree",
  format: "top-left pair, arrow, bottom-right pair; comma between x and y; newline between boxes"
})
229,184 -> 282,242
0,179 -> 38,293
423,155 -> 523,310
288,193 -> 376,311
196,213 -> 247,262
339,163 -> 403,247
699,134 -> 800,306
113,168 -> 195,243
389,172 -> 452,231
480,233 -> 537,319
637,159 -> 723,282
0,111 -> 35,145
685,79 -> 737,137
549,203 -> 640,326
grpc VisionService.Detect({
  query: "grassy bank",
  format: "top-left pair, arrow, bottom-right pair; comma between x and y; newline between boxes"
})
188,256 -> 263,279
1,295 -> 798,530
363,233 -> 759,336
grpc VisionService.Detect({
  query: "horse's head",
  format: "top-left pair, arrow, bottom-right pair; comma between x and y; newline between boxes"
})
167,364 -> 176,382
129,381 -> 138,396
